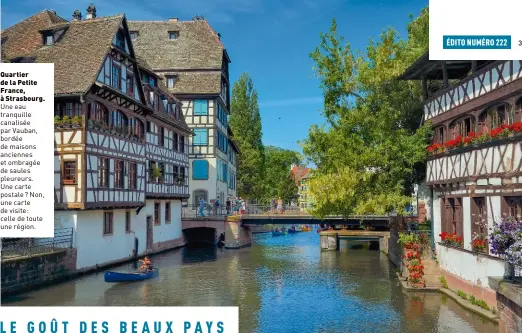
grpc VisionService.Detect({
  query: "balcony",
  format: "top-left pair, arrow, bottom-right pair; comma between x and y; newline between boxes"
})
423,60 -> 522,121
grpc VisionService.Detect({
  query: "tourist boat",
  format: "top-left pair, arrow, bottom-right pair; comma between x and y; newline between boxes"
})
104,268 -> 159,283
272,231 -> 287,236
288,228 -> 298,234
301,226 -> 312,232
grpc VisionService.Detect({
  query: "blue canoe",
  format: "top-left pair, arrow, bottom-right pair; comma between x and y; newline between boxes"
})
104,268 -> 159,283
272,231 -> 287,236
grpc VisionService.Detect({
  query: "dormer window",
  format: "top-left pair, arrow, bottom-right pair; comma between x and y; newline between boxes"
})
168,31 -> 179,40
166,75 -> 177,88
130,31 -> 139,40
42,29 -> 65,46
45,34 -> 54,45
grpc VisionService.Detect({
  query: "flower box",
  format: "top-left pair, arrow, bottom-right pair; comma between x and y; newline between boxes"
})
427,124 -> 522,156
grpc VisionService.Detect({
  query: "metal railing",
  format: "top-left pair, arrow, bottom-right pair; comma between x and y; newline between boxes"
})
181,203 -> 397,220
1,228 -> 74,261
182,204 -> 231,219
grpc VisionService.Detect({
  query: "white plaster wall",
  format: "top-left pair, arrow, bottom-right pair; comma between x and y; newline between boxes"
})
188,157 -> 217,204
54,211 -> 76,230
142,199 -> 183,243
75,209 -> 145,270
437,244 -> 504,289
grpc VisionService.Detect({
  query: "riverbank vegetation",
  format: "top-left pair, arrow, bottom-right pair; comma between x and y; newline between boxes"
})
302,8 -> 431,217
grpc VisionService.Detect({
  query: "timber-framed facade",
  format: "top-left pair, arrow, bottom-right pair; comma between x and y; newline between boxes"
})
129,18 -> 240,208
2,6 -> 188,270
401,54 -> 522,307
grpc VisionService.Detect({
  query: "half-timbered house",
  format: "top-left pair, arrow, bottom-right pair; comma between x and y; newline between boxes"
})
128,18 -> 240,208
1,6 -> 190,270
400,54 -> 522,307
137,57 -> 192,250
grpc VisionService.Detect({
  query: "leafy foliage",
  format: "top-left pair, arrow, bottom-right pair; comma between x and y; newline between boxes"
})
230,73 -> 265,199
302,8 -> 431,218
263,146 -> 301,203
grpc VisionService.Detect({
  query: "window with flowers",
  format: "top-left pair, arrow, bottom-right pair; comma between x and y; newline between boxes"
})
478,103 -> 514,133
450,116 -> 473,139
440,197 -> 464,247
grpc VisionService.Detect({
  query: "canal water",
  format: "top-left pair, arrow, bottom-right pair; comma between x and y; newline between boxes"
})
3,232 -> 497,333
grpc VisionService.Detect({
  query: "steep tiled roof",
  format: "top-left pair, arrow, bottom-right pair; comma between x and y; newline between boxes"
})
128,20 -> 224,70
3,13 -> 124,95
128,19 -> 226,95
1,10 -> 67,59
292,166 -> 310,182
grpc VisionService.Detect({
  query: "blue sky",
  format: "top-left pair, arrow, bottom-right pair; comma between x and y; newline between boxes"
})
1,0 -> 428,153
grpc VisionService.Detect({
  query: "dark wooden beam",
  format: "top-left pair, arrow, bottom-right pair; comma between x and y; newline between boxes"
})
421,75 -> 428,100
442,61 -> 449,88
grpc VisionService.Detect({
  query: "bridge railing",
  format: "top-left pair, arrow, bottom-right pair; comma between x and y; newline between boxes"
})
241,204 -> 394,220
243,204 -> 313,216
1,228 -> 74,261
182,204 -> 231,219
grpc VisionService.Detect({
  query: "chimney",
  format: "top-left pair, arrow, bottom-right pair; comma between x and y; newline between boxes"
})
72,9 -> 82,21
86,4 -> 96,19
168,18 -> 178,22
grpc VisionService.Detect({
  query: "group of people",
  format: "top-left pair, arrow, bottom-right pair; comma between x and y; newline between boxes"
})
197,196 -> 247,217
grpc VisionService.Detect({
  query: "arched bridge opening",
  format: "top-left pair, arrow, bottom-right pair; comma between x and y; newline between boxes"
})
183,227 -> 217,246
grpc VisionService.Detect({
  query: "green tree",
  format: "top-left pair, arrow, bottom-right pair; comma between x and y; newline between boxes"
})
302,8 -> 431,218
230,73 -> 265,200
263,146 -> 301,203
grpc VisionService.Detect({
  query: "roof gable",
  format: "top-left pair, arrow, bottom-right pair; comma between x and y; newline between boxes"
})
1,10 -> 67,59
31,14 -> 126,96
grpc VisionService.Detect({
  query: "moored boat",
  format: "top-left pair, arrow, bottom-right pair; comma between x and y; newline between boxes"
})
104,268 -> 159,283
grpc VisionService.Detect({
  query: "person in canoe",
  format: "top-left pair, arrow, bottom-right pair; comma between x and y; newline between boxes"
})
139,256 -> 153,272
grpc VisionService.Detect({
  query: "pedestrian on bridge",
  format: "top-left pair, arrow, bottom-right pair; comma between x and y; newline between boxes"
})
226,198 -> 231,215
214,196 -> 220,215
199,197 -> 205,217
240,198 -> 246,215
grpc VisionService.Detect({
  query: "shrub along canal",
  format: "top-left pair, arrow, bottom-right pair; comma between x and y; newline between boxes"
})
3,232 -> 497,332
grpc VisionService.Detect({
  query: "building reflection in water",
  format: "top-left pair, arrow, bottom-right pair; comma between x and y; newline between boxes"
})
182,245 -> 217,264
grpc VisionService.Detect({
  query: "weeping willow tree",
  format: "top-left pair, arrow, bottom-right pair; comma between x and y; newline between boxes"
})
302,8 -> 431,218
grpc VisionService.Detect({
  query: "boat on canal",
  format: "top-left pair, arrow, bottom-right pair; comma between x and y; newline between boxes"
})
104,268 -> 159,283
